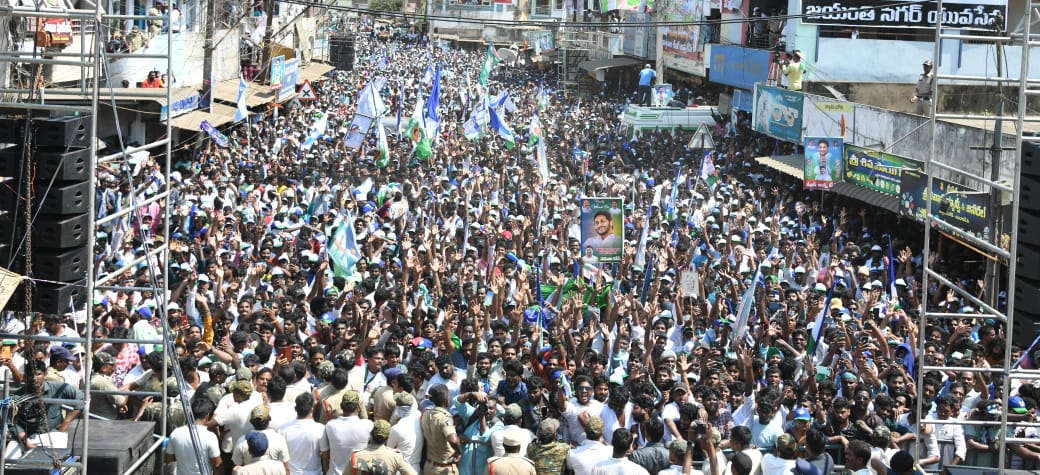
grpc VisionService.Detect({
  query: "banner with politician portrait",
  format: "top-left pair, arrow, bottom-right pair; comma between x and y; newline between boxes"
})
579,197 -> 625,263
803,137 -> 844,190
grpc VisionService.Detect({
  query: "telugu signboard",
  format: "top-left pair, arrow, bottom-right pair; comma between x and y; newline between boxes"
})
802,0 -> 1007,30
844,145 -> 921,196
899,170 -> 989,239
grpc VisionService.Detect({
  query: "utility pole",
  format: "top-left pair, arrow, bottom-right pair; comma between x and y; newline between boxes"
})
983,13 -> 1010,306
201,0 -> 217,111
260,0 -> 276,83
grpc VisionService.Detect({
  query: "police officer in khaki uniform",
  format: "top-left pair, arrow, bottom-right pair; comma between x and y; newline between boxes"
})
353,420 -> 417,475
488,434 -> 536,475
421,384 -> 462,475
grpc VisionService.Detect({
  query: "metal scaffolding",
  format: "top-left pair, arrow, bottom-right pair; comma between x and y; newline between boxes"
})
916,2 -> 1040,473
0,0 -> 204,473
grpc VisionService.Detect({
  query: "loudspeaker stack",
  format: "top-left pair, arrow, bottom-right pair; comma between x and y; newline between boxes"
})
0,113 -> 91,314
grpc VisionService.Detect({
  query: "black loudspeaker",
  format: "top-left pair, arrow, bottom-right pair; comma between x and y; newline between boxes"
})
329,34 -> 355,71
0,278 -> 88,314
0,213 -> 88,249
0,117 -> 27,144
0,112 -> 93,316
0,146 -> 92,181
4,448 -> 76,475
68,420 -> 157,475
32,115 -> 91,149
1016,141 -> 1040,330
0,181 -> 88,215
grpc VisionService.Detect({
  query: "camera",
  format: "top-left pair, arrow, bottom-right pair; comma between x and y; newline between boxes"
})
693,421 -> 708,435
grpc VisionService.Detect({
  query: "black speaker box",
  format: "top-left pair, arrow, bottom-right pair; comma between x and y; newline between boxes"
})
29,246 -> 88,282
1023,141 -> 1040,177
0,116 -> 28,144
0,213 -> 88,249
0,146 -> 92,181
24,278 -> 85,314
1013,276 -> 1040,317
0,180 -> 88,214
32,115 -> 90,149
1020,207 -> 1040,248
68,420 -> 156,475
1018,243 -> 1040,281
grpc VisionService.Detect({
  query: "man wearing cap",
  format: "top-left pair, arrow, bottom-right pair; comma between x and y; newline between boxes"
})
488,433 -> 536,475
527,418 -> 568,475
12,360 -> 82,453
327,391 -> 374,475
236,432 -> 288,475
371,368 -> 405,422
353,420 -> 417,475
492,404 -> 533,457
46,346 -> 74,384
214,380 -> 264,463
911,59 -> 935,116
421,385 -> 462,475
388,392 -> 424,474
232,404 -> 291,469
566,416 -> 611,475
89,351 -> 126,420
760,433 -> 797,474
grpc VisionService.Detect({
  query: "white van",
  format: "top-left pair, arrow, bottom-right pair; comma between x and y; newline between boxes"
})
619,105 -> 717,139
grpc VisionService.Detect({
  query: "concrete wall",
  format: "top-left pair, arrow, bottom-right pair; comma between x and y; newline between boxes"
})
804,82 -> 1040,115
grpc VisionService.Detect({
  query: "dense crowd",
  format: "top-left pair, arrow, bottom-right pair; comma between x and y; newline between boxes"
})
3,17 -> 1032,475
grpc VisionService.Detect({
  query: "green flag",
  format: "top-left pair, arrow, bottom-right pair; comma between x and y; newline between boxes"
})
404,88 -> 433,161
479,44 -> 499,86
375,120 -> 390,168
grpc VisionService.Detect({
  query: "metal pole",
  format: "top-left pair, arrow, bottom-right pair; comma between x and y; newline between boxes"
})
201,0 -> 216,112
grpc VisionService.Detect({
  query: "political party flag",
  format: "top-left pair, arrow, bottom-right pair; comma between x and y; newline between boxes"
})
463,113 -> 483,141
700,151 -> 717,189
528,110 -> 542,146
491,90 -> 518,114
405,88 -> 432,160
233,75 -> 249,122
536,137 -> 549,181
807,289 -> 834,362
426,63 -> 442,139
200,120 -> 229,148
634,185 -> 661,271
375,121 -> 390,168
328,216 -> 361,277
301,112 -> 328,150
488,103 -> 514,149
479,43 -> 499,86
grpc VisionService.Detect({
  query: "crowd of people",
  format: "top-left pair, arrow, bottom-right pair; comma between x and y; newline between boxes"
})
4,17 -> 1033,475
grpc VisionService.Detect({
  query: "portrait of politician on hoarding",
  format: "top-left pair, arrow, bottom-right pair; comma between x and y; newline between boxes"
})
804,136 -> 843,190
580,198 -> 624,263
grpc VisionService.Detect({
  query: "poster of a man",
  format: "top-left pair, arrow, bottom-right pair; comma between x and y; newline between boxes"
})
580,198 -> 624,262
804,137 -> 843,190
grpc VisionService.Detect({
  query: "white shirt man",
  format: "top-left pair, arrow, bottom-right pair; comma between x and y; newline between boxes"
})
279,407 -> 329,475
166,421 -> 221,475
563,398 -> 604,444
325,402 -> 373,475
387,396 -> 424,474
592,455 -> 650,475
568,437 -> 613,475
600,403 -> 633,444
491,406 -> 534,457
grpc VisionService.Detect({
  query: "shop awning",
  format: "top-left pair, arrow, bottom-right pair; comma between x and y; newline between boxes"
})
755,154 -> 900,213
578,57 -> 642,72
169,102 -> 239,131
212,78 -> 279,108
298,62 -> 336,82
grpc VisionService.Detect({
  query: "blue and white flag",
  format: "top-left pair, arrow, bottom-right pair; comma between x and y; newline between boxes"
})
233,76 -> 249,122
